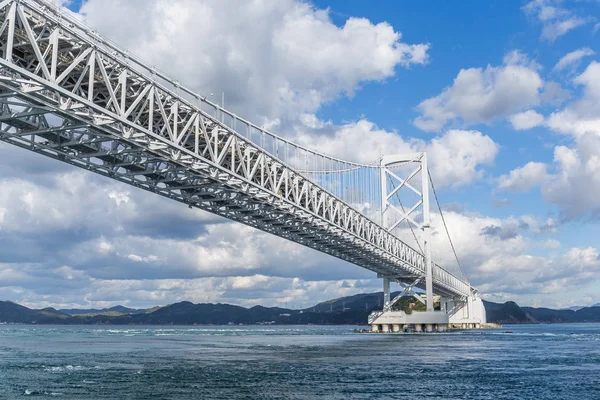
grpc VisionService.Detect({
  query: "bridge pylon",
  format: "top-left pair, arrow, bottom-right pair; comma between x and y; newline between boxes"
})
369,152 -> 483,332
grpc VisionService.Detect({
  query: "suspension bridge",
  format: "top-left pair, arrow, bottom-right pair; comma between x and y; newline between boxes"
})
0,0 -> 485,332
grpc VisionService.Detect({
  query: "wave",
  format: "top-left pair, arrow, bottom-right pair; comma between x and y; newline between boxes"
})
43,365 -> 99,373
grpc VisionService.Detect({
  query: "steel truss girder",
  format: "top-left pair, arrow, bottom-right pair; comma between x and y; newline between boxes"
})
0,0 -> 472,298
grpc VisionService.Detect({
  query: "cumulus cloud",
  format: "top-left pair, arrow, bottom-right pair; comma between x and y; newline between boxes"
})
427,130 -> 499,187
424,210 -> 597,306
537,62 -> 600,218
547,62 -> 600,139
2,267 -> 382,310
542,134 -> 600,218
414,51 -> 544,131
540,81 -> 571,106
78,0 -> 429,123
509,110 -> 545,130
554,48 -> 595,72
540,239 -> 560,249
497,162 -> 548,193
523,0 -> 591,42
128,254 -> 159,263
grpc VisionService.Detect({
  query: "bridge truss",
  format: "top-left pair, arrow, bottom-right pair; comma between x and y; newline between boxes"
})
0,0 -> 474,301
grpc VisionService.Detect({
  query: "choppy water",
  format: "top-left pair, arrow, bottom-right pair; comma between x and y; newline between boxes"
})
0,324 -> 599,399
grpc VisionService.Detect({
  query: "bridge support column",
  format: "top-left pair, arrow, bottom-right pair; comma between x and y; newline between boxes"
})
467,294 -> 474,320
422,153 -> 434,312
383,277 -> 391,310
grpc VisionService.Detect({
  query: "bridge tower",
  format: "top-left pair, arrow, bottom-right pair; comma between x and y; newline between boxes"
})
369,152 -> 484,332
379,152 -> 434,312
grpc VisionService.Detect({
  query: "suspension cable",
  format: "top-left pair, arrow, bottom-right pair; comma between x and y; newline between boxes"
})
428,170 -> 468,283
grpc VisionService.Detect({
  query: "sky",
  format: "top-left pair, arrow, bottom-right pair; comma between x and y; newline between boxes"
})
1,0 -> 600,310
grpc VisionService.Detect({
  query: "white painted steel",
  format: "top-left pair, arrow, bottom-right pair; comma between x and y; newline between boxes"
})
0,0 -> 476,300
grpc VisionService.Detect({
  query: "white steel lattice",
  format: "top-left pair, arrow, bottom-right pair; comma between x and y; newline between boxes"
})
0,0 -> 474,299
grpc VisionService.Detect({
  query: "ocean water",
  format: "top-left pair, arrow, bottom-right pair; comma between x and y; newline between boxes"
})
0,324 -> 598,399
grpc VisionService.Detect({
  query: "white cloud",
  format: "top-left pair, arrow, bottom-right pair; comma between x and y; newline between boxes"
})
127,254 -> 159,263
424,210 -> 598,306
509,110 -> 545,130
427,130 -> 499,188
414,51 -> 544,131
554,48 -> 595,72
523,0 -> 591,42
538,62 -> 600,218
0,167 -> 219,236
542,17 -> 589,42
540,81 -> 571,105
498,162 -> 548,193
79,0 -> 429,123
547,62 -> 600,139
542,133 -> 600,217
540,239 -> 560,249
108,191 -> 130,207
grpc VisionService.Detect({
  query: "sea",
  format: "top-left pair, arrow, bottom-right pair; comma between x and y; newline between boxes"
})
0,323 -> 598,399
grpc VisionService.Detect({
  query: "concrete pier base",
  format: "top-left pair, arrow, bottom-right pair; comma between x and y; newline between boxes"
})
366,297 -> 487,333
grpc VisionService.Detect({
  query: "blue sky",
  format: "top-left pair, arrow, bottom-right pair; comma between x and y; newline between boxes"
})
0,0 -> 599,309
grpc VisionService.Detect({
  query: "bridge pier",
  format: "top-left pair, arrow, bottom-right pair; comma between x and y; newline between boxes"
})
383,277 -> 390,309
366,290 -> 487,333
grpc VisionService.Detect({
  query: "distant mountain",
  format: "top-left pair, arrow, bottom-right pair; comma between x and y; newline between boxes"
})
523,306 -> 600,323
563,306 -> 585,311
482,300 -> 537,324
59,305 -> 148,316
1,295 -> 600,325
307,291 -> 401,313
0,301 -> 70,323
560,303 -> 600,311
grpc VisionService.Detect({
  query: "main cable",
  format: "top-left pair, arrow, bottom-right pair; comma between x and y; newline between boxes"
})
428,170 -> 468,283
